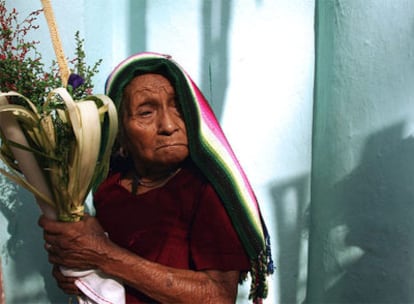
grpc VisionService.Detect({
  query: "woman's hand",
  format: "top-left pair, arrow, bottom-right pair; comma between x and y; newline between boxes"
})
38,214 -> 111,270
51,264 -> 81,295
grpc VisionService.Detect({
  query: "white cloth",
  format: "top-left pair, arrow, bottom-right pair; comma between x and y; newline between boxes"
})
61,267 -> 125,304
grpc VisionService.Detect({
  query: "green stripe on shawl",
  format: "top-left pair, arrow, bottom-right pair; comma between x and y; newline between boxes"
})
105,52 -> 273,303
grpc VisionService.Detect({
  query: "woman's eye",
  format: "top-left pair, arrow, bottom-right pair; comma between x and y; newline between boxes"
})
170,101 -> 182,116
139,110 -> 153,117
135,105 -> 154,117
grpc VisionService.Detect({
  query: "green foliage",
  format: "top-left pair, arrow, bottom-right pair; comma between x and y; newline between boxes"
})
0,0 -> 102,108
67,31 -> 103,100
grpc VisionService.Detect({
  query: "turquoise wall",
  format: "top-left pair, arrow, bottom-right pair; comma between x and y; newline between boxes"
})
0,0 -> 315,303
309,0 -> 414,303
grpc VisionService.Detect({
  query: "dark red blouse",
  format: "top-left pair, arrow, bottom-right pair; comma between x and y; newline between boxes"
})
93,161 -> 250,303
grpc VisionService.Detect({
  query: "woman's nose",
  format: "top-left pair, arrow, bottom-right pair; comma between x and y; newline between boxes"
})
158,109 -> 178,135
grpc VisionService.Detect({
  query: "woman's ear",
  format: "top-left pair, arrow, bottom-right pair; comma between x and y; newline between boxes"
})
119,146 -> 128,158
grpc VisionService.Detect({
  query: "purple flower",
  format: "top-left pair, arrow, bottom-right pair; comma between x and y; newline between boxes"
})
68,73 -> 85,89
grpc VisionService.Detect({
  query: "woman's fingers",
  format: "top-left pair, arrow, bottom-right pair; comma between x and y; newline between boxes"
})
40,214 -> 109,269
52,265 -> 81,295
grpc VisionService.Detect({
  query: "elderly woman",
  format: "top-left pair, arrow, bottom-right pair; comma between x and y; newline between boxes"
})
39,52 -> 272,304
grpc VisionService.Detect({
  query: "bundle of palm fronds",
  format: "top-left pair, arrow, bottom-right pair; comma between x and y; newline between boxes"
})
0,0 -> 118,221
0,89 -> 117,221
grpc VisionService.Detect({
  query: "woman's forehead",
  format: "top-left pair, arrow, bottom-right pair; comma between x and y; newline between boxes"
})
126,73 -> 175,95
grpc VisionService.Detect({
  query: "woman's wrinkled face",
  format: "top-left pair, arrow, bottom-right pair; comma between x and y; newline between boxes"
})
121,74 -> 189,171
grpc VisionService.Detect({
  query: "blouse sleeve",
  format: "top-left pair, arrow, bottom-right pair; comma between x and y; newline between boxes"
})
189,182 -> 251,271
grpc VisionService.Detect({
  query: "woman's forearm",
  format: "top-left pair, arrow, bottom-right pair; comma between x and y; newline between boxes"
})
98,242 -> 239,304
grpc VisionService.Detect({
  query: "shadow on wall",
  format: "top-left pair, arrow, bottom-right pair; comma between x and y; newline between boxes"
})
0,256 -> 3,304
128,0 -> 147,54
270,174 -> 310,304
200,0 -> 232,121
322,123 -> 414,303
0,183 -> 66,303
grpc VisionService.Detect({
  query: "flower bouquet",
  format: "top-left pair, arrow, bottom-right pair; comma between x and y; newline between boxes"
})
0,0 -> 118,222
